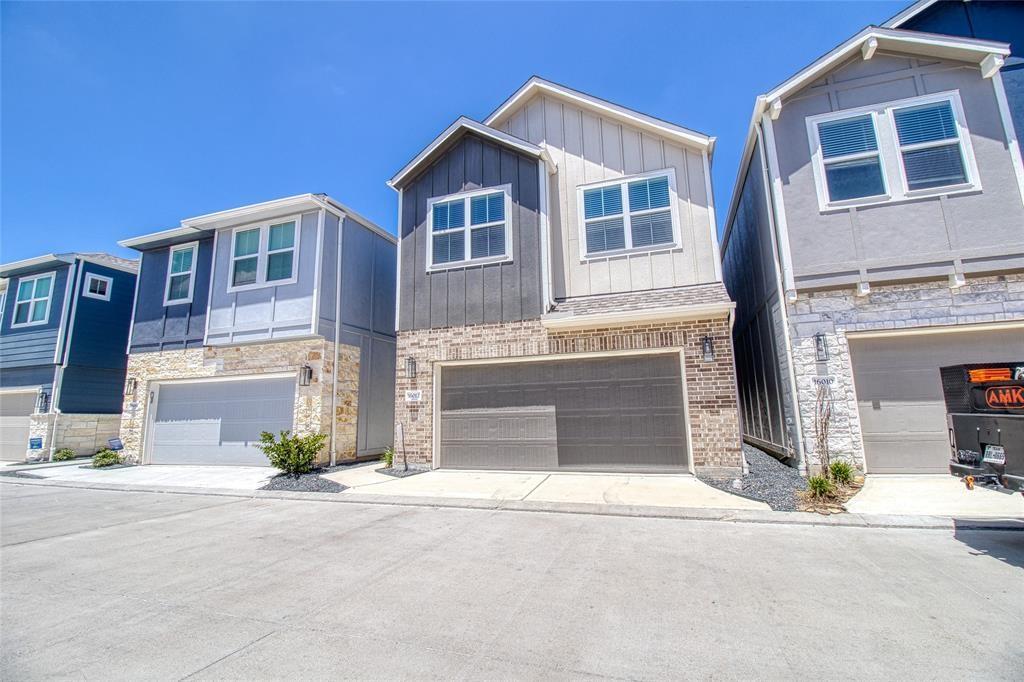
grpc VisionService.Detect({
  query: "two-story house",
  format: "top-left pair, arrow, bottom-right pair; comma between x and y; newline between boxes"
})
117,193 -> 396,467
0,253 -> 138,461
388,77 -> 741,476
722,24 -> 1024,476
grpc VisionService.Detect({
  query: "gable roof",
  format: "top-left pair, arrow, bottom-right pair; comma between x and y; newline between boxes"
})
721,26 -> 1010,255
882,0 -> 943,28
485,76 -> 714,153
0,253 -> 137,279
387,117 -> 546,190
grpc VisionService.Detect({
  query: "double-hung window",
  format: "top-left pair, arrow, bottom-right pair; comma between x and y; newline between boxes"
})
228,216 -> 300,291
12,272 -> 54,327
579,170 -> 678,258
164,242 -> 197,305
807,90 -> 978,210
427,187 -> 511,270
83,273 -> 112,301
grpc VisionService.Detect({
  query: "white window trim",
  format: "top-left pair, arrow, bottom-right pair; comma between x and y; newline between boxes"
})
425,185 -> 513,273
82,273 -> 113,301
226,214 -> 302,293
163,241 -> 198,306
575,167 -> 682,261
806,90 -> 981,212
11,272 -> 55,328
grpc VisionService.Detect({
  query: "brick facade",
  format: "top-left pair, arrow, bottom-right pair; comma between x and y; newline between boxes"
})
394,316 -> 742,476
785,273 -> 1024,472
119,337 -> 360,466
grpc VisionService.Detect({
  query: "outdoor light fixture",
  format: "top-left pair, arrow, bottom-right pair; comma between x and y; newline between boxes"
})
35,390 -> 50,414
124,377 -> 137,396
702,336 -> 715,363
299,365 -> 314,386
814,333 -> 829,362
406,356 -> 417,379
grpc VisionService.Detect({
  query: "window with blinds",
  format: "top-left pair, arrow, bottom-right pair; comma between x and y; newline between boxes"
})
580,171 -> 677,257
893,100 -> 967,191
816,114 -> 886,202
427,188 -> 510,269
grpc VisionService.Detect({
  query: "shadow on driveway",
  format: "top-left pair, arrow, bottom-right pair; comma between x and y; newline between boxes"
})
953,521 -> 1024,570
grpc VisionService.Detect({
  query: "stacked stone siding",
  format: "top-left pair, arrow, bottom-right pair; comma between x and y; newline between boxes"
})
394,316 -> 742,475
21,413 -> 121,462
119,337 -> 360,465
785,273 -> 1024,472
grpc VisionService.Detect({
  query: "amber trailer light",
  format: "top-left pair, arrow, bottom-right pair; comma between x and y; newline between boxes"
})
968,368 -> 1011,383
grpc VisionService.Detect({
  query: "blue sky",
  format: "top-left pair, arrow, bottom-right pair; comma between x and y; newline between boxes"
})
1,1 -> 907,263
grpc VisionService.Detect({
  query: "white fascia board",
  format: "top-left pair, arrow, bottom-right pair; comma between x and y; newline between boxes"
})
118,226 -> 206,250
388,117 -> 543,189
540,302 -> 735,330
485,76 -> 714,153
0,253 -> 74,277
182,194 -> 324,230
315,195 -> 397,245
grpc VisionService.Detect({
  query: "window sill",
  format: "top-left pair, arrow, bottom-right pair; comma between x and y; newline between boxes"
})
162,297 -> 193,307
10,320 -> 48,329
427,255 -> 512,273
226,276 -> 299,294
819,184 -> 981,213
580,243 -> 680,262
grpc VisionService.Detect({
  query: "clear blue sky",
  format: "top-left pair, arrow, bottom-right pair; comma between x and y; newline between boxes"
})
1,1 -> 907,263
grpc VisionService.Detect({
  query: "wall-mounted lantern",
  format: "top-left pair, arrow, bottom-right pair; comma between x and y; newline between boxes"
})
702,336 -> 715,363
299,365 -> 314,386
124,377 -> 137,396
35,390 -> 50,414
814,332 -> 829,362
406,356 -> 417,379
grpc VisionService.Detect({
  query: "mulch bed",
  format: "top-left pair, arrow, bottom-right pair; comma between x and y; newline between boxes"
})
798,480 -> 864,515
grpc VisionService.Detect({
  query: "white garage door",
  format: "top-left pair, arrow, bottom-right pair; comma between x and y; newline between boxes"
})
849,328 -> 1024,474
150,377 -> 295,466
0,391 -> 36,461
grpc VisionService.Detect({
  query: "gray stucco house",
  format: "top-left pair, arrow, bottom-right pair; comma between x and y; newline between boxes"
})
722,16 -> 1024,476
389,77 -> 742,476
117,194 -> 396,467
0,253 -> 138,461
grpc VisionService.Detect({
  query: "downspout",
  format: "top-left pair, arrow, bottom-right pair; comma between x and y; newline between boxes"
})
330,210 -> 346,466
754,121 -> 806,473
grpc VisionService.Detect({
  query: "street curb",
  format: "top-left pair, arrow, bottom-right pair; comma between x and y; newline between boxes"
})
2,476 -> 1022,531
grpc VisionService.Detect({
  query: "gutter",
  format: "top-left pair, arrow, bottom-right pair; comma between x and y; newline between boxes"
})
541,301 -> 735,331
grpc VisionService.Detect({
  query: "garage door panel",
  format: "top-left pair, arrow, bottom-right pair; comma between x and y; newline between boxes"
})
440,354 -> 688,471
850,328 -> 1024,474
0,392 -> 36,461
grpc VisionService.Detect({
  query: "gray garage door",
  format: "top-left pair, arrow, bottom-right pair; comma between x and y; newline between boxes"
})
0,391 -> 36,461
849,328 -> 1024,474
150,378 -> 295,466
440,354 -> 688,471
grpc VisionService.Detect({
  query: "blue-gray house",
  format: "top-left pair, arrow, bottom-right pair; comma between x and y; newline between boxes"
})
117,193 -> 396,467
0,253 -> 138,461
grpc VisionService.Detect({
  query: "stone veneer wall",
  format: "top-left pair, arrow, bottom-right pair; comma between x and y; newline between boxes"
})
785,273 -> 1024,472
24,413 -> 122,462
119,338 -> 360,465
394,317 -> 742,475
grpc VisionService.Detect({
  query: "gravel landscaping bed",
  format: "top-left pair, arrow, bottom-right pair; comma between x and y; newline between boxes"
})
698,443 -> 805,511
261,470 -> 346,493
377,467 -> 427,479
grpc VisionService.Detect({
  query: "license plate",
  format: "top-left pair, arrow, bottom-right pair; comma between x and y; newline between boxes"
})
983,445 -> 1006,465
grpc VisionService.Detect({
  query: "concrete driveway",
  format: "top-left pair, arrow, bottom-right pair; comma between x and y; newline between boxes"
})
10,463 -> 275,490
325,464 -> 769,511
846,475 -> 1024,518
2,482 -> 1022,680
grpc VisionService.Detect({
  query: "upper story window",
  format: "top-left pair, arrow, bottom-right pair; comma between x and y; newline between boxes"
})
806,90 -> 978,211
12,272 -> 54,328
578,170 -> 679,259
164,241 -> 197,306
426,186 -> 511,271
228,216 -> 300,292
83,273 -> 112,301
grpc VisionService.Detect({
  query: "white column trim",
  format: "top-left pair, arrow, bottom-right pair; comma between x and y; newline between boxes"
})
702,150 -> 724,282
760,113 -> 797,299
992,70 -> 1024,210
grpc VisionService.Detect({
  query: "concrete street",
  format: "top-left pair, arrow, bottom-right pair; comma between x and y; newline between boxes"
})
2,482 -> 1022,680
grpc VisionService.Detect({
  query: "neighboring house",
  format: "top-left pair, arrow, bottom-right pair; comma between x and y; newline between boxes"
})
388,77 -> 741,476
722,25 -> 1024,476
0,253 -> 138,461
117,194 -> 396,467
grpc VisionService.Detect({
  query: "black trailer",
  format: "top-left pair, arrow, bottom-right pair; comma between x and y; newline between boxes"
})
942,362 -> 1024,494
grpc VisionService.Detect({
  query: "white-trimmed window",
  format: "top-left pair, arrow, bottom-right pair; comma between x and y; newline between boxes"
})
164,242 -> 197,306
577,169 -> 680,259
806,90 -> 979,210
426,186 -> 512,271
228,216 -> 300,291
12,272 -> 54,327
83,273 -> 112,301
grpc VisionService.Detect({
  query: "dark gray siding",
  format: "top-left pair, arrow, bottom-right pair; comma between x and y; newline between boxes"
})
0,264 -> 70,369
722,139 -> 796,461
129,238 -> 213,353
0,365 -> 54,394
398,132 -> 542,331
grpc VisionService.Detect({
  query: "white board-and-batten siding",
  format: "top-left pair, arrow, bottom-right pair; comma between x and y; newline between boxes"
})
497,94 -> 719,299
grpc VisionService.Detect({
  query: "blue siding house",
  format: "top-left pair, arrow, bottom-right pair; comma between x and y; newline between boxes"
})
117,193 -> 396,467
0,253 -> 138,460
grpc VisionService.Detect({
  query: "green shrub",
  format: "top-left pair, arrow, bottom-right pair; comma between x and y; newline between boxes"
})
830,459 -> 855,486
255,431 -> 327,475
806,475 -> 836,499
381,446 -> 395,468
54,448 -> 76,461
93,449 -> 122,468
